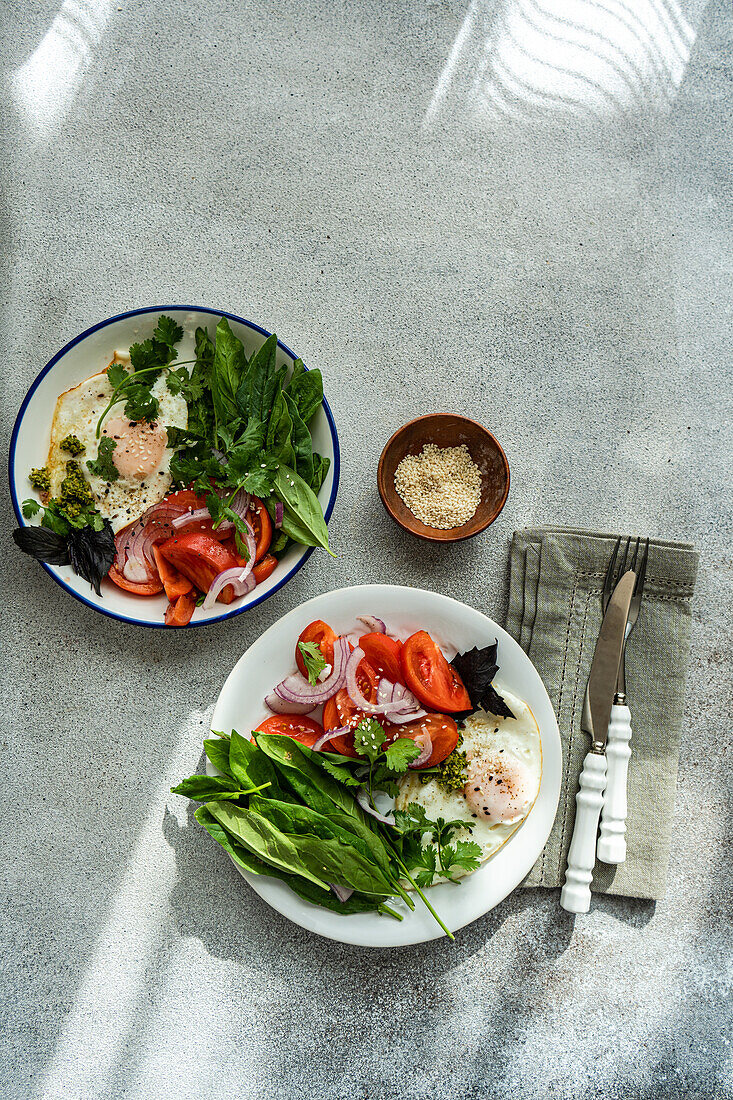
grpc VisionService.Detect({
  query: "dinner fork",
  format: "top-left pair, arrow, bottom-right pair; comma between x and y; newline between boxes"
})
597,536 -> 649,864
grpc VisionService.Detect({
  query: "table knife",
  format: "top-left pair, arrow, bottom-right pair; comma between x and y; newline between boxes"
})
560,570 -> 636,913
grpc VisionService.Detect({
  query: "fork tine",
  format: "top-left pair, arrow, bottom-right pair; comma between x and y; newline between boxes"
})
635,537 -> 649,596
618,536 -> 631,578
603,537 -> 621,609
629,536 -> 640,575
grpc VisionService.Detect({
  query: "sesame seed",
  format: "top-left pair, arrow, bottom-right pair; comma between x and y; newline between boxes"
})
394,443 -> 481,529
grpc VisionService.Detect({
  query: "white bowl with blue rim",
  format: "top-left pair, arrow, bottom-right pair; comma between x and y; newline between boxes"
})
9,306 -> 340,628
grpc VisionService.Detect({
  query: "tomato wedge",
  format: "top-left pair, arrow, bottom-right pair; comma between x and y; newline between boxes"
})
295,619 -> 338,678
397,712 -> 459,767
323,659 -> 397,758
164,590 -> 198,626
107,563 -> 163,596
358,632 -> 403,683
253,555 -> 277,584
152,545 -> 193,601
401,631 -> 471,712
158,532 -> 241,604
255,714 -> 324,747
250,497 -> 273,562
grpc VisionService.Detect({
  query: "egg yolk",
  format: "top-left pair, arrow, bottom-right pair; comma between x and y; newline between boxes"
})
102,415 -> 166,480
464,750 -> 535,823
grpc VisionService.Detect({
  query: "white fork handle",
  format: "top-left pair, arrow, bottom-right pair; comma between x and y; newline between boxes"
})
597,703 -> 632,864
560,751 -> 606,913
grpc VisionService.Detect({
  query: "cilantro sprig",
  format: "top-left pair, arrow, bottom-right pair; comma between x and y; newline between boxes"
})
95,316 -> 187,437
394,803 -> 482,885
298,641 -> 327,685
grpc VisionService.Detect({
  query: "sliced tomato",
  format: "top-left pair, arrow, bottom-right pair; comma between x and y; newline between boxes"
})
253,555 -> 277,584
152,545 -> 193,601
164,590 -> 198,626
158,532 -> 241,604
358,632 -> 403,683
401,631 -> 471,712
163,489 -> 207,511
255,714 -> 324,747
397,712 -> 459,767
323,659 -> 396,758
250,497 -> 273,562
295,619 -> 338,678
107,563 -> 164,596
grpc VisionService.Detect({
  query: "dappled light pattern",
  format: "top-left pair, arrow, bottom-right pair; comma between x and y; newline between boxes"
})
10,0 -> 113,137
425,0 -> 696,128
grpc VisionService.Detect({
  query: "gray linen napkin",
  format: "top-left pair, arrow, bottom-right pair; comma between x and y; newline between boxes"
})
506,527 -> 699,901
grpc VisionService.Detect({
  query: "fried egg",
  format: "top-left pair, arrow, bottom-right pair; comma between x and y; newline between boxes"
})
395,688 -> 542,881
47,353 -> 187,532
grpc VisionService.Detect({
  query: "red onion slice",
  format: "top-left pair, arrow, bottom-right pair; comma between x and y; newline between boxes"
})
407,731 -> 433,768
230,489 -> 250,521
203,567 -> 256,610
274,636 -> 350,706
357,615 -> 386,634
329,883 -> 354,903
264,691 -> 315,716
312,726 -> 349,752
356,789 -> 395,825
122,555 -> 150,583
345,649 -> 417,716
274,501 -> 284,528
171,507 -> 234,531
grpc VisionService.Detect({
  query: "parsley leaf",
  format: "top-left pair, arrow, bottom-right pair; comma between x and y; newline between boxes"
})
154,314 -> 184,348
123,384 -> 160,424
383,738 -> 422,772
22,498 -> 42,519
441,840 -> 482,879
298,640 -> 327,686
352,718 -> 386,764
315,754 -> 363,788
106,361 -> 128,390
87,438 -> 120,482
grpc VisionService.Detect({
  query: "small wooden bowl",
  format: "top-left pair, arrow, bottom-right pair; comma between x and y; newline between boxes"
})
377,414 -> 510,543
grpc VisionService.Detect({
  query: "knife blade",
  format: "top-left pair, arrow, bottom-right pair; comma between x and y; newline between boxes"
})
581,570 -> 635,753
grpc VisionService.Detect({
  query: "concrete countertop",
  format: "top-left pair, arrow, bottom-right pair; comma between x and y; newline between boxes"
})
1,1 -> 730,1097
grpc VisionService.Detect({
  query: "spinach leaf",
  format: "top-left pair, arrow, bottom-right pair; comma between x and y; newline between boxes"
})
266,385 -> 296,469
206,802 -> 331,890
272,464 -> 333,555
229,731 -> 279,791
211,317 -> 248,428
284,391 -> 314,485
171,774 -> 265,802
255,734 -> 366,822
310,453 -> 330,494
286,366 -> 323,424
236,334 -> 280,422
195,807 -> 385,913
204,737 -> 233,778
279,830 -> 394,898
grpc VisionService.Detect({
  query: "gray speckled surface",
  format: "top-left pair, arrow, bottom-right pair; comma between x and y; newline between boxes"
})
1,1 -> 732,1097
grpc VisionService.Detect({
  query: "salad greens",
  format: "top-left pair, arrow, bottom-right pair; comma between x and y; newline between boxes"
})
173,722 -> 484,939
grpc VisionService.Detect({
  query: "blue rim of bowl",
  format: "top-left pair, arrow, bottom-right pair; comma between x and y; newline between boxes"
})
8,304 -> 341,628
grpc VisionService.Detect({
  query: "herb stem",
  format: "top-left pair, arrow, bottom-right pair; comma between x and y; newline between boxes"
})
382,836 -> 454,941
379,903 -> 404,921
95,360 -> 199,438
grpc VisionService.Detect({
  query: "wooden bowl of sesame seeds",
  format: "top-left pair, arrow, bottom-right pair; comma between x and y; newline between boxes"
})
377,414 -> 510,542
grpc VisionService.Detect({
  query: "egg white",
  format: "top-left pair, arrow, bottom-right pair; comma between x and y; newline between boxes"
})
395,687 -> 542,882
46,354 -> 188,532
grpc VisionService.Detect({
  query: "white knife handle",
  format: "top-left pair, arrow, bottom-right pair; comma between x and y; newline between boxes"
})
560,751 -> 607,913
597,703 -> 632,864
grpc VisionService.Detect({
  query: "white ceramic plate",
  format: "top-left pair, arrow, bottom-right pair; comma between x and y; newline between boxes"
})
210,583 -> 561,946
9,306 -> 340,628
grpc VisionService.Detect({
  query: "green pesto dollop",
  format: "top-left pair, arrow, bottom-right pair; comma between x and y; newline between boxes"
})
29,466 -> 51,493
419,736 -> 469,795
59,460 -> 95,520
59,434 -> 85,456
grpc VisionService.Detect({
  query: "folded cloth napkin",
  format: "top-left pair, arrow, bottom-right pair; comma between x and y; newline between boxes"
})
506,527 -> 699,901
